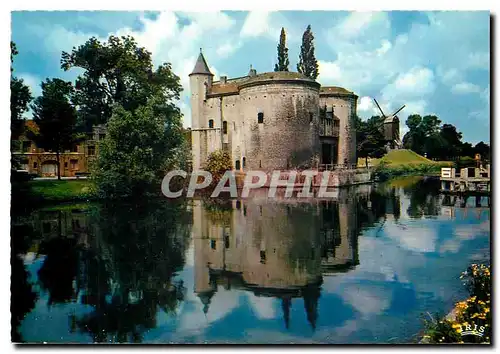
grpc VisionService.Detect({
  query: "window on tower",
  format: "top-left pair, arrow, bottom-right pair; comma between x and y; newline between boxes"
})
223,121 -> 227,134
208,119 -> 214,128
257,112 -> 264,124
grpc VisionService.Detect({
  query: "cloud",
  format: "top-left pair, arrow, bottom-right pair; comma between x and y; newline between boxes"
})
216,41 -> 242,58
357,96 -> 375,114
317,60 -> 341,82
451,82 -> 481,94
240,11 -> 271,38
382,67 -> 435,101
18,72 -> 42,98
239,11 -> 301,43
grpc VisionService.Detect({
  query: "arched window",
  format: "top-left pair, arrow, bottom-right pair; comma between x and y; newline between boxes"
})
208,119 -> 214,128
242,157 -> 246,168
223,121 -> 227,134
235,160 -> 241,170
257,112 -> 264,124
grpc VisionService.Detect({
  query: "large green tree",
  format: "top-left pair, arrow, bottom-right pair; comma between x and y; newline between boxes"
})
10,41 -> 33,140
274,27 -> 290,72
297,25 -> 319,80
402,114 -> 442,156
356,116 -> 386,166
61,35 -> 182,132
474,141 -> 490,162
31,78 -> 77,180
92,96 -> 183,199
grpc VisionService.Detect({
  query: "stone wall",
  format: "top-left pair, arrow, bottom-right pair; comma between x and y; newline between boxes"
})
319,95 -> 357,165
237,82 -> 320,170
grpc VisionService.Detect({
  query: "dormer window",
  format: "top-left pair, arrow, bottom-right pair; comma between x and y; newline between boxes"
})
257,112 -> 264,124
208,119 -> 214,128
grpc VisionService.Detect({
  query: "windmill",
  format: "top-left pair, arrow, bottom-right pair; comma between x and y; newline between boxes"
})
373,99 -> 405,150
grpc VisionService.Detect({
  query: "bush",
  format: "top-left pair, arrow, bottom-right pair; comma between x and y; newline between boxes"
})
422,264 -> 491,344
204,150 -> 232,184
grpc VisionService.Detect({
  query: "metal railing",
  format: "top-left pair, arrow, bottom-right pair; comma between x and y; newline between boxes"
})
318,163 -> 360,171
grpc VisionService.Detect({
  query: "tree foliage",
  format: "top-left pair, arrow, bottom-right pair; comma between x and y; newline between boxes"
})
297,25 -> 319,80
61,35 -> 182,132
402,113 -> 490,161
402,114 -> 442,156
10,41 -> 33,140
31,78 -> 77,180
92,97 -> 184,199
356,116 -> 387,164
274,27 -> 290,72
204,150 -> 232,183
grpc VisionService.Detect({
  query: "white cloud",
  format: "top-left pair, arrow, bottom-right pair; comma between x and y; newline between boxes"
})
317,60 -> 341,82
437,67 -> 462,86
382,67 -> 435,100
216,41 -> 242,58
240,11 -> 271,38
357,96 -> 375,114
451,82 -> 481,94
467,52 -> 489,70
18,72 -> 42,98
247,293 -> 276,319
239,11 -> 301,43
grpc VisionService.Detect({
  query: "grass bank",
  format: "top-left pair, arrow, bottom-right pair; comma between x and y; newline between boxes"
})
365,149 -> 453,181
25,179 -> 96,202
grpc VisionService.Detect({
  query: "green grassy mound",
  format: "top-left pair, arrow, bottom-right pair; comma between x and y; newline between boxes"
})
378,149 -> 434,166
26,179 -> 95,202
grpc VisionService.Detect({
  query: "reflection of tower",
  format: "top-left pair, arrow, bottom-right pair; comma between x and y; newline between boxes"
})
192,199 -> 325,328
193,200 -> 217,314
320,199 -> 358,273
281,297 -> 291,329
302,283 -> 321,330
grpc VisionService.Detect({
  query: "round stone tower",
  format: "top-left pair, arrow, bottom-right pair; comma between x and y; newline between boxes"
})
189,50 -> 214,170
237,72 -> 321,170
319,87 -> 358,166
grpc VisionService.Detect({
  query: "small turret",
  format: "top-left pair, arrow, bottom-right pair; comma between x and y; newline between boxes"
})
190,48 -> 214,77
190,49 -> 214,170
248,64 -> 257,77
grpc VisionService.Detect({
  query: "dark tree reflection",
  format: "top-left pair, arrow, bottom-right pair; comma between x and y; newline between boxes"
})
69,200 -> 191,343
11,222 -> 38,342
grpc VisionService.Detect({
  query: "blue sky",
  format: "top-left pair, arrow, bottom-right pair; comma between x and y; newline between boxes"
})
11,11 -> 490,143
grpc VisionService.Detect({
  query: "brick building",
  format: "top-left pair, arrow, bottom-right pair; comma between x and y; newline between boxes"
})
12,121 -> 106,178
189,51 -> 358,171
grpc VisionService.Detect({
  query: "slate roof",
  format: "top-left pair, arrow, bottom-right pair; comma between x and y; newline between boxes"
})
189,52 -> 213,76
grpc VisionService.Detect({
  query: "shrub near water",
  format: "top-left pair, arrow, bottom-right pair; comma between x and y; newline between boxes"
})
204,150 -> 232,185
422,264 -> 491,344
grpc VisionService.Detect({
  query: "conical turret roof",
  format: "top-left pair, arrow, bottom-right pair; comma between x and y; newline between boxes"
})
190,50 -> 213,76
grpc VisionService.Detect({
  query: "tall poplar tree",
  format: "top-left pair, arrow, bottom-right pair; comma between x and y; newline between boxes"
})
274,27 -> 290,72
297,25 -> 319,80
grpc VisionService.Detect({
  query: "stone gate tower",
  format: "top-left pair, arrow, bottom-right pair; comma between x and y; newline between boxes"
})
189,50 -> 215,171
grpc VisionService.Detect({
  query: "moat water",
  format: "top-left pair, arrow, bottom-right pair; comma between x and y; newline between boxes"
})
11,176 -> 490,344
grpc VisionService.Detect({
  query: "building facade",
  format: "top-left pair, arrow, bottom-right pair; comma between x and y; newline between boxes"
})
12,121 -> 106,177
189,52 -> 358,171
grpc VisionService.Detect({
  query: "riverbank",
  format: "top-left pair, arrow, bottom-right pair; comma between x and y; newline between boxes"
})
420,264 -> 491,344
21,179 -> 96,203
373,162 -> 452,181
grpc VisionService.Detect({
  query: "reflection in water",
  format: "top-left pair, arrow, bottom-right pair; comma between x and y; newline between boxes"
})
192,187 -> 385,331
11,176 -> 491,343
12,201 -> 191,343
